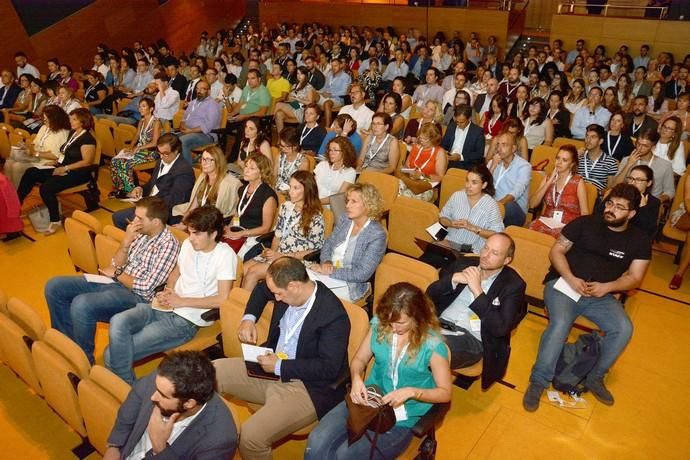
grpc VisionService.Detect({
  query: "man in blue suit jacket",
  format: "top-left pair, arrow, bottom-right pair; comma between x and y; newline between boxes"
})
441,104 -> 486,170
0,70 -> 21,109
105,351 -> 237,459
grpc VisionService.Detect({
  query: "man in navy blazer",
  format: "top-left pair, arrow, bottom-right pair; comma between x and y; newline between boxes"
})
112,133 -> 195,229
105,351 -> 237,459
214,256 -> 350,460
426,233 -> 527,389
0,70 -> 21,109
441,104 -> 486,170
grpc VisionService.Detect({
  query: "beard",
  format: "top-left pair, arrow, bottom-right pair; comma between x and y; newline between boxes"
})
603,211 -> 628,227
154,399 -> 185,418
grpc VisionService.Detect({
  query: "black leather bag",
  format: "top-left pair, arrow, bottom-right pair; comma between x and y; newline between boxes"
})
345,384 -> 397,459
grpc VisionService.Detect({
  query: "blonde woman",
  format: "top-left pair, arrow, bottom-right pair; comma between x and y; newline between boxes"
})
173,145 -> 242,225
403,99 -> 442,145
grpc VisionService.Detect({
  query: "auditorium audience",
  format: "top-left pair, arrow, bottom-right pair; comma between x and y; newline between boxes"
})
234,117 -> 272,172
274,127 -> 309,192
403,100 -> 443,145
571,87 -> 611,139
523,96 -> 554,151
273,66 -> 318,132
318,113 -> 362,157
602,112 -> 635,161
338,82 -> 374,132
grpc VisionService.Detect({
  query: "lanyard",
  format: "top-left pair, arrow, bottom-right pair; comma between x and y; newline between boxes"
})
61,129 -> 85,153
138,116 -> 155,146
281,283 -> 317,346
300,125 -> 315,145
551,174 -> 571,208
365,134 -> 390,164
631,120 -> 643,135
583,152 -> 600,179
607,134 -> 621,158
390,334 -> 410,390
488,115 -> 500,134
84,85 -> 96,99
412,146 -> 436,172
237,183 -> 260,217
505,83 -> 518,97
36,127 -> 51,151
31,94 -> 41,112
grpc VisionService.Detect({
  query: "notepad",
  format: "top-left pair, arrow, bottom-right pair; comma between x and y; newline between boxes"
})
554,277 -> 581,302
241,343 -> 274,363
83,274 -> 115,284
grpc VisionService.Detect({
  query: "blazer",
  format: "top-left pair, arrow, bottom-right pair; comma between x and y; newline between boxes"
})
320,214 -> 387,301
0,83 -> 21,109
170,74 -> 188,99
551,109 -> 571,139
473,93 -> 489,116
633,81 -> 652,97
408,55 -> 432,80
245,281 -> 351,419
440,120 -> 485,170
623,113 -> 658,137
143,155 -> 196,220
108,373 -> 238,459
426,259 -> 527,389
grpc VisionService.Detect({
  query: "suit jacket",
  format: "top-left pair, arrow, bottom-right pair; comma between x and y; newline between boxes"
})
0,83 -> 21,109
408,55 -> 432,80
473,93 -> 489,116
143,155 -> 195,221
245,281 -> 351,419
426,260 -> 527,389
108,373 -> 238,459
633,81 -> 652,97
551,109 -> 571,139
440,120 -> 485,170
623,113 -> 658,137
170,74 -> 188,99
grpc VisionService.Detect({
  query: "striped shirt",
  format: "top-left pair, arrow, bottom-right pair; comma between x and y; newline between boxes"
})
440,191 -> 505,253
124,227 -> 180,301
578,151 -> 619,192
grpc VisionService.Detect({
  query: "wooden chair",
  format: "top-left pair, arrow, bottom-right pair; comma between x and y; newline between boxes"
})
9,128 -> 31,147
0,122 -> 10,159
64,210 -> 103,274
530,145 -> 558,175
387,196 -> 440,258
373,253 -> 438,308
357,170 -> 400,215
113,124 -> 137,152
439,168 -> 468,209
94,120 -> 116,159
662,172 -> 688,262
553,137 -> 584,150
584,181 -> 598,214
504,225 -> 555,308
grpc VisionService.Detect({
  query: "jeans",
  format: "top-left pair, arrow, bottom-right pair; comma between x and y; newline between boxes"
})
104,303 -> 199,383
95,114 -> 138,126
45,276 -> 145,363
305,401 -> 413,460
179,132 -> 214,163
503,201 -> 527,227
112,206 -> 135,230
529,279 -> 633,387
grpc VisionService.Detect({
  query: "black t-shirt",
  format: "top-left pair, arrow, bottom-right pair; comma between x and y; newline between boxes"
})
238,182 -> 277,230
61,130 -> 97,167
545,214 -> 652,284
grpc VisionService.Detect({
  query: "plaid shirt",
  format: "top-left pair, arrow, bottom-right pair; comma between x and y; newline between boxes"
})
124,227 -> 179,300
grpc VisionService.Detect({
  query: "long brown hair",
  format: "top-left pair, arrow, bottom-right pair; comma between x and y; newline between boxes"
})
375,282 -> 440,360
290,170 -> 322,236
661,115 -> 682,161
194,145 -> 227,205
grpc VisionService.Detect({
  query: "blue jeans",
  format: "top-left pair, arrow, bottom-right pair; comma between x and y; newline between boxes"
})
112,206 -> 135,230
179,132 -> 214,163
45,276 -> 145,363
95,114 -> 138,126
104,303 -> 199,383
503,201 -> 527,227
529,279 -> 633,387
305,401 -> 414,460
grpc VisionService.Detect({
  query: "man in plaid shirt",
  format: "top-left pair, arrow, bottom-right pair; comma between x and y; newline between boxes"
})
45,196 -> 179,364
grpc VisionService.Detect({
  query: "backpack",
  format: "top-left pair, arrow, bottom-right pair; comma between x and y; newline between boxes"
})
553,332 -> 603,395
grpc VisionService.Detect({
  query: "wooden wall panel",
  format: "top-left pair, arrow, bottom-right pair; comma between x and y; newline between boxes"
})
0,0 -> 245,76
551,15 -> 690,60
260,2 -> 509,54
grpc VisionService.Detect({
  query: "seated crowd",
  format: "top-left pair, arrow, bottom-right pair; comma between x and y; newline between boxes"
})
1,19 -> 690,459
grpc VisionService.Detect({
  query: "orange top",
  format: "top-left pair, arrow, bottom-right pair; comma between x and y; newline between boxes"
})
407,145 -> 441,176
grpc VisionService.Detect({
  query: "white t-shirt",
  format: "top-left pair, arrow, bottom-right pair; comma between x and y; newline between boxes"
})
654,142 -> 687,176
338,104 -> 374,132
173,239 -> 237,326
314,160 -> 357,199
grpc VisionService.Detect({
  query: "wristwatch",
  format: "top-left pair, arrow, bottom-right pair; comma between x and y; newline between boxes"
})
113,266 -> 125,280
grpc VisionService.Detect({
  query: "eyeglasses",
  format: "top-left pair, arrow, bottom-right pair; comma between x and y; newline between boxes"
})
201,157 -> 215,163
604,200 -> 630,212
661,125 -> 675,131
626,176 -> 648,184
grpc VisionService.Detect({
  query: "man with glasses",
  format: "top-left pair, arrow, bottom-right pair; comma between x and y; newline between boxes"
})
204,68 -> 224,101
112,133 -> 195,229
612,129 -> 673,204
337,83 -> 374,132
577,124 -> 619,193
524,183 -> 651,411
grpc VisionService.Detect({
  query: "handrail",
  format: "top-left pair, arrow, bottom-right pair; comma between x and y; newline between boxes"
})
556,2 -> 668,18
261,0 -> 515,9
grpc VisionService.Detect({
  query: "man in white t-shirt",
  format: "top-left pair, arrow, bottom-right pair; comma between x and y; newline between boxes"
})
15,51 -> 40,79
337,83 -> 374,132
105,206 -> 237,383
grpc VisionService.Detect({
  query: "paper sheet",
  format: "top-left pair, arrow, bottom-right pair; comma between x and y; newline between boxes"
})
83,274 -> 115,284
538,216 -> 566,230
112,149 -> 135,160
241,343 -> 274,363
426,222 -> 446,240
554,276 -> 582,302
307,268 -> 348,289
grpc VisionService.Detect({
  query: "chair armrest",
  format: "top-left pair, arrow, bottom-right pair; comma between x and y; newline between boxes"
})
201,309 -> 220,322
411,402 -> 450,438
256,231 -> 274,247
303,250 -> 321,262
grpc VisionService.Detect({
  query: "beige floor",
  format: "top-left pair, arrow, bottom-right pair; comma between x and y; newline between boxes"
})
2,177 -> 690,459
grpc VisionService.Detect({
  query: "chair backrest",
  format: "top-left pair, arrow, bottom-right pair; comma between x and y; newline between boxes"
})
553,137 -> 584,150
528,170 -> 546,211
357,170 -> 400,214
584,181 -> 598,214
116,97 -> 133,114
95,233 -> 121,270
103,224 -> 125,242
341,299 -> 370,364
0,287 -> 8,315
113,124 -> 138,152
323,208 -> 335,239
388,196 -> 440,258
98,118 -> 117,131
221,288 -> 274,358
65,210 -> 103,274
397,140 -> 408,170
169,225 -> 189,243
78,365 -> 131,455
94,121 -> 116,158
0,123 -> 10,159
0,297 -> 48,394
373,253 -> 439,308
439,168 -> 468,210
172,109 -> 185,130
504,226 -> 555,305
32,328 -> 91,436
530,145 -> 559,176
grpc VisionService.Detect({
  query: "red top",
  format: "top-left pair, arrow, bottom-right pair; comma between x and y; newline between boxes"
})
530,174 -> 584,237
407,145 -> 442,176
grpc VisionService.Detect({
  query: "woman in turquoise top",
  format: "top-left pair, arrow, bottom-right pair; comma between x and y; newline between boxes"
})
305,282 -> 452,459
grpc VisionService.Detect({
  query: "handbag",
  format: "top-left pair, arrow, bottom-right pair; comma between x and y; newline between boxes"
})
395,169 -> 433,195
9,146 -> 36,163
345,384 -> 397,459
27,205 -> 51,232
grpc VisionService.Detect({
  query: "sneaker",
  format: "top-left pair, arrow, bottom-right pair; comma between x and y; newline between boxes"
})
523,383 -> 545,412
585,378 -> 614,406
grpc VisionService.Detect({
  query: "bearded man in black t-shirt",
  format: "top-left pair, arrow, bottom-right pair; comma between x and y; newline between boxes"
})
523,183 -> 651,412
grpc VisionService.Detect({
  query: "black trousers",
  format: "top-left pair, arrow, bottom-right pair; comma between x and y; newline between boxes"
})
444,328 -> 483,369
17,167 -> 90,221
